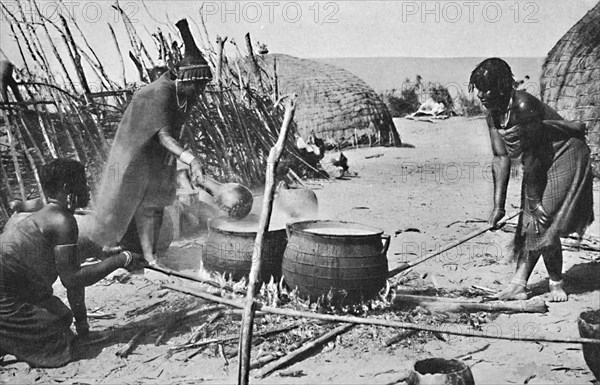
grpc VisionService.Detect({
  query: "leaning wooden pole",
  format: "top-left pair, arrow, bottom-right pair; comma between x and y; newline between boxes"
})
12,113 -> 45,202
387,211 -> 521,278
1,110 -> 26,200
108,23 -> 127,88
238,96 -> 296,385
215,36 -> 227,95
58,15 -> 91,97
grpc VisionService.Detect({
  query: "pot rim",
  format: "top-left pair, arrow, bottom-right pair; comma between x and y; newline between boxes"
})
287,220 -> 384,238
208,215 -> 286,236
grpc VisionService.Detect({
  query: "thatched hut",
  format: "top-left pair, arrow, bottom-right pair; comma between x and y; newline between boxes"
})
259,54 -> 401,148
540,2 -> 600,177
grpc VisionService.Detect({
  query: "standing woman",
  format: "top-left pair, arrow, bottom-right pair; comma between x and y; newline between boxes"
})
91,18 -> 209,268
0,158 -> 142,367
469,58 -> 594,302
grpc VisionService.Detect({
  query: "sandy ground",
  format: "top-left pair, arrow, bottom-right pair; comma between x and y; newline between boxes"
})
1,117 -> 599,385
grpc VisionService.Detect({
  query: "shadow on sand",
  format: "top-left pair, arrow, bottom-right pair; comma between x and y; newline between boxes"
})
529,261 -> 600,297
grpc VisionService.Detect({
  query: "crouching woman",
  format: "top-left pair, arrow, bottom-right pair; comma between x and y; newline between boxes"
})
0,158 -> 143,367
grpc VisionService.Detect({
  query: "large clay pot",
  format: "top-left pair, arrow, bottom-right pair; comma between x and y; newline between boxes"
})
203,214 -> 287,281
407,358 -> 475,385
578,310 -> 600,380
282,220 -> 390,303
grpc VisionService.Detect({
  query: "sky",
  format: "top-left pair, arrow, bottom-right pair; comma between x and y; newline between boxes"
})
0,0 -> 597,81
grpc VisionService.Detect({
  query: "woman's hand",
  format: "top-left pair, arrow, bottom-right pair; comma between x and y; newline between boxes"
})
190,158 -> 205,186
121,251 -> 146,271
530,201 -> 552,233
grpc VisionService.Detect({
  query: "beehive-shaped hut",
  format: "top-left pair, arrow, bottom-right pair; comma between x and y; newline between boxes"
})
261,54 -> 400,147
540,2 -> 600,177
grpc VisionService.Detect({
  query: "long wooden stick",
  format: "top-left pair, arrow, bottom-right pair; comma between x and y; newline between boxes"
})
394,294 -> 548,314
144,264 -> 245,294
388,211 -> 521,278
238,96 -> 296,385
187,310 -> 223,344
165,284 -> 600,346
254,323 -> 354,379
250,338 -> 308,370
384,329 -> 418,347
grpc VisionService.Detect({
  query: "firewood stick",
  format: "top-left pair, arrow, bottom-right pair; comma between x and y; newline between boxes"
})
388,211 -> 521,278
224,337 -> 264,360
250,351 -> 284,369
164,284 -> 600,345
124,300 -> 166,318
383,329 -> 418,347
187,310 -> 223,344
155,305 -> 226,346
395,294 -> 547,313
250,339 -> 306,369
116,328 -> 146,358
174,321 -> 305,354
254,323 -> 354,379
238,96 -> 296,385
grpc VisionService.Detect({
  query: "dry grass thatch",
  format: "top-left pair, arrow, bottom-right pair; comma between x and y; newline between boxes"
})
254,54 -> 401,148
540,1 -> 600,177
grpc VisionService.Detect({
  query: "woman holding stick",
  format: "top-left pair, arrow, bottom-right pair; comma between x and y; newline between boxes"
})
0,158 -> 144,367
469,58 -> 594,301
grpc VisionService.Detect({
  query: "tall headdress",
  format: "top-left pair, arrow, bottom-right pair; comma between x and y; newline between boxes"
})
175,19 -> 212,82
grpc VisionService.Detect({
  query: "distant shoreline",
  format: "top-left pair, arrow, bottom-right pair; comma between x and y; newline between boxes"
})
312,56 -> 545,97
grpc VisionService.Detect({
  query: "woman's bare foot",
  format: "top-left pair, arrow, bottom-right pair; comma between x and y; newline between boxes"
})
494,278 -> 529,300
548,280 -> 568,302
496,282 -> 529,300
